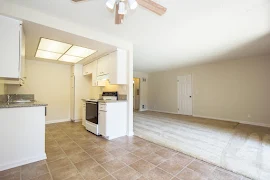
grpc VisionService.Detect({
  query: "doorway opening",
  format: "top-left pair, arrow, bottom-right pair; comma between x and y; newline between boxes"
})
133,78 -> 140,111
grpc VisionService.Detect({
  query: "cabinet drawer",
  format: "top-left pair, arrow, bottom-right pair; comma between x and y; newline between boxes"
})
99,103 -> 107,111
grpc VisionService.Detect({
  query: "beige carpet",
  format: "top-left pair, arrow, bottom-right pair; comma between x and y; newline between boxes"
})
134,111 -> 270,180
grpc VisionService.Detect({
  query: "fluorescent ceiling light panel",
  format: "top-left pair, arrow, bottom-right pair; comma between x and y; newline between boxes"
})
35,50 -> 62,60
58,55 -> 83,63
65,46 -> 97,58
38,38 -> 72,53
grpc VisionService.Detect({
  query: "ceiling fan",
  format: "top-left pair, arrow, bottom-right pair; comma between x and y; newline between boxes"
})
72,0 -> 167,24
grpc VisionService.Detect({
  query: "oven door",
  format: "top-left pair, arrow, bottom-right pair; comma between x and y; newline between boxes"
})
86,102 -> 98,124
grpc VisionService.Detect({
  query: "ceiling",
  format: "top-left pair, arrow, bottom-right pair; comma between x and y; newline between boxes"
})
23,21 -> 116,65
8,0 -> 270,72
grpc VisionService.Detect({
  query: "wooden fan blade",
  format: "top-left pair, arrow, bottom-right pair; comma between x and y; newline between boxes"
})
136,0 -> 167,16
115,3 -> 124,24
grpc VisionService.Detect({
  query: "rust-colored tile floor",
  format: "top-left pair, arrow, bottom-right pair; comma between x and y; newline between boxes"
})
0,122 -> 251,180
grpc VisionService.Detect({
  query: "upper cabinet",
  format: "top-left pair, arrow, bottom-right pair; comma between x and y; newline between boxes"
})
0,15 -> 25,81
97,55 -> 110,76
108,49 -> 127,85
83,48 -> 127,86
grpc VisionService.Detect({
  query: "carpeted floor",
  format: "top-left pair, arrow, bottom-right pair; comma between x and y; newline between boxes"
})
134,111 -> 270,180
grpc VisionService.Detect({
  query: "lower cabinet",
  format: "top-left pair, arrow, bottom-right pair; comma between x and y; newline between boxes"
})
98,102 -> 127,140
82,102 -> 86,127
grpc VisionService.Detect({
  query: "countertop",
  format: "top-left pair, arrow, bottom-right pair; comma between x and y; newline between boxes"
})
81,99 -> 127,103
0,101 -> 48,109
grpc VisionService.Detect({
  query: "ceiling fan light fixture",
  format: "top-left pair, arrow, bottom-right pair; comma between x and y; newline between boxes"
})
128,0 -> 138,10
106,0 -> 116,9
118,1 -> 127,15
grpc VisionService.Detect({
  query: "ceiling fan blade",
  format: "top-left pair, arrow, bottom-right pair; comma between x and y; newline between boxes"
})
115,3 -> 124,24
136,0 -> 167,16
72,0 -> 86,2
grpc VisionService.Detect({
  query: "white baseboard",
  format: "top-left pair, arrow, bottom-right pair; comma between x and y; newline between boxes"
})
148,109 -> 179,115
45,119 -> 70,124
0,153 -> 47,171
193,114 -> 270,128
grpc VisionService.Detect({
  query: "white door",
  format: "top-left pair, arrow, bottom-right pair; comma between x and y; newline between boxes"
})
177,75 -> 192,115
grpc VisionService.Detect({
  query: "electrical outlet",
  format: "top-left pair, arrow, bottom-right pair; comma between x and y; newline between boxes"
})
142,105 -> 145,109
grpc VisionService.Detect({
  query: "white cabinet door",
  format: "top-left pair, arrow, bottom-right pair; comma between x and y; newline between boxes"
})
82,64 -> 91,75
97,55 -> 110,76
0,15 -> 21,78
108,49 -> 127,84
98,111 -> 107,136
82,102 -> 86,127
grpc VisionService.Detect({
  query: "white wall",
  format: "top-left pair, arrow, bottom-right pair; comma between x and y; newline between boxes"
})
6,60 -> 71,122
148,55 -> 270,127
134,71 -> 148,111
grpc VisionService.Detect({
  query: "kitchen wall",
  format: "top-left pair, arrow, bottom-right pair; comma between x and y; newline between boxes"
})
148,55 -> 270,126
0,84 -> 4,94
6,60 -> 71,122
134,71 -> 148,111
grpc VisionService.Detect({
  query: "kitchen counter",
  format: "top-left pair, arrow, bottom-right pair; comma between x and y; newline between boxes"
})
98,100 -> 127,103
81,99 -> 127,103
0,101 -> 48,108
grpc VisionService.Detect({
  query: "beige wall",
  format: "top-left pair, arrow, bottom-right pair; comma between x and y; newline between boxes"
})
148,55 -> 270,126
6,60 -> 71,122
0,84 -> 4,94
134,71 -> 148,111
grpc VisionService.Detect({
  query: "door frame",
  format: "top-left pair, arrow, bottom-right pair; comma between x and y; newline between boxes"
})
133,77 -> 140,110
177,74 -> 193,116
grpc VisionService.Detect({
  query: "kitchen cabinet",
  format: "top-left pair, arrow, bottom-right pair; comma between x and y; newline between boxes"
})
0,15 -> 25,82
98,102 -> 127,140
82,61 -> 104,86
82,102 -> 86,127
109,49 -> 128,84
97,55 -> 110,76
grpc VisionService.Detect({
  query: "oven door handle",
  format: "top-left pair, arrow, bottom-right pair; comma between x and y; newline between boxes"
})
86,102 -> 97,105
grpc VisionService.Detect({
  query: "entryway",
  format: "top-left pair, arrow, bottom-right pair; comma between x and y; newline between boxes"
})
133,78 -> 140,111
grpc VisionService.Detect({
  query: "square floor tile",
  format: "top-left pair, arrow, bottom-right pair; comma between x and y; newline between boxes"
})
155,148 -> 178,159
80,165 -> 109,180
112,166 -> 141,180
101,159 -> 126,173
130,159 -> 155,175
50,164 -> 78,180
117,153 -> 141,165
69,152 -> 91,164
92,152 -> 115,164
31,173 -> 52,180
187,160 -> 215,178
47,157 -> 72,172
143,153 -> 167,166
157,159 -> 185,175
132,147 -> 153,158
143,167 -> 173,180
74,158 -> 98,173
21,161 -> 49,180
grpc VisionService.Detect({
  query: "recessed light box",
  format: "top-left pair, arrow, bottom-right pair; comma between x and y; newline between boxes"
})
38,38 -> 72,53
35,50 -> 62,60
65,46 -> 97,58
59,55 -> 83,63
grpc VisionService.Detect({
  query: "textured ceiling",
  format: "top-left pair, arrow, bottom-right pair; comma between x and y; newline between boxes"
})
6,0 -> 270,72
